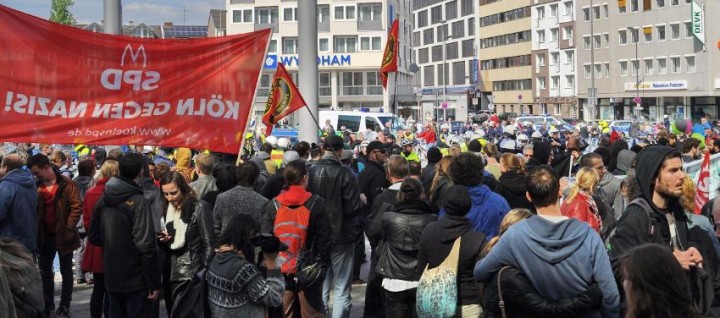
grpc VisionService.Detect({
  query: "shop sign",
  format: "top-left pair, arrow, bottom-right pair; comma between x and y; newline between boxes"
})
264,54 -> 352,69
624,80 -> 688,91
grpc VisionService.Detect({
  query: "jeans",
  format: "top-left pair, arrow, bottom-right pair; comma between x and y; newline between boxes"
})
384,288 -> 416,318
323,243 -> 353,318
39,235 -> 74,311
90,273 -> 109,318
108,289 -> 152,318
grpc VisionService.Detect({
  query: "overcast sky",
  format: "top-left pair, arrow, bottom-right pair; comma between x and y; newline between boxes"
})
1,0 -> 225,25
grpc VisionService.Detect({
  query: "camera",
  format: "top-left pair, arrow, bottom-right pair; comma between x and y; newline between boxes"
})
248,233 -> 288,253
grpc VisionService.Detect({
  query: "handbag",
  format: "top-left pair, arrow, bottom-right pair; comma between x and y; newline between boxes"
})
416,237 -> 461,318
497,266 -> 512,318
295,238 -> 326,290
171,254 -> 214,318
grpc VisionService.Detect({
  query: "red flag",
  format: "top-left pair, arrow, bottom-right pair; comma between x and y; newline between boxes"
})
380,19 -> 399,89
694,151 -> 711,214
262,63 -> 307,136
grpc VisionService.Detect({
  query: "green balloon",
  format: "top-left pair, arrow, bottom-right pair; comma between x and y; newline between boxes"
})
691,132 -> 706,149
670,122 -> 682,135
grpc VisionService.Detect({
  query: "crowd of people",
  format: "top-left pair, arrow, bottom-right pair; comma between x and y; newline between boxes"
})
0,112 -> 719,318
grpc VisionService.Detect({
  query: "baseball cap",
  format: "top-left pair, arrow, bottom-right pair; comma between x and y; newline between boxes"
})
366,141 -> 387,154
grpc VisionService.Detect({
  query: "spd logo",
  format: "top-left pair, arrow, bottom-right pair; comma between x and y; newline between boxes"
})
100,44 -> 161,91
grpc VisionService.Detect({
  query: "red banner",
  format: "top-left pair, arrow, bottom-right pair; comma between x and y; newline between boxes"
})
262,63 -> 307,136
695,151 -> 711,214
380,19 -> 399,89
0,5 -> 270,153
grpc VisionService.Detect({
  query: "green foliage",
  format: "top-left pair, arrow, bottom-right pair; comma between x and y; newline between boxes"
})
50,0 -> 76,25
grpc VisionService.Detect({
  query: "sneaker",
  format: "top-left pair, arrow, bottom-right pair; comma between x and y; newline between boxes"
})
352,278 -> 366,285
76,278 -> 86,284
56,305 -> 70,318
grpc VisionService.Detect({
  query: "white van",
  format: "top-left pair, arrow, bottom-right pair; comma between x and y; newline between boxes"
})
319,110 -> 405,134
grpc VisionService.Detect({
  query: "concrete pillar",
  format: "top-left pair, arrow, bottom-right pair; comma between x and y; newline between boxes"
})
103,0 -> 122,35
297,0 -> 319,144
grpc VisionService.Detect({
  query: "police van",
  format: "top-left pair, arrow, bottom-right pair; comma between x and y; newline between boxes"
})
319,110 -> 405,134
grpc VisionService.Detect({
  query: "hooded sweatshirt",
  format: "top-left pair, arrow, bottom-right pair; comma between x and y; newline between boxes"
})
474,216 -> 619,318
612,149 -> 635,176
439,184 -> 510,239
527,141 -> 552,171
597,172 -> 624,220
495,170 -> 534,212
0,168 -> 38,253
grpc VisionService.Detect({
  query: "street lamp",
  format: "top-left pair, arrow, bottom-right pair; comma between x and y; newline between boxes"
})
628,27 -> 641,119
442,23 -> 451,123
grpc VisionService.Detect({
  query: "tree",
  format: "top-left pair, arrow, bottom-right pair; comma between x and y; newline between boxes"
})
49,0 -> 76,25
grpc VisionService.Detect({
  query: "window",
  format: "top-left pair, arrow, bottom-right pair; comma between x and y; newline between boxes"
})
584,64 -> 592,78
334,5 -> 356,20
643,59 -> 655,75
604,33 -> 610,47
644,27 -> 653,42
423,29 -> 434,45
619,29 -> 627,45
462,39 -> 474,57
413,31 -> 421,46
431,6 -> 443,23
318,38 -> 329,51
417,10 -> 428,28
446,1 -> 458,19
657,0 -> 665,7
593,6 -> 601,19
338,115 -> 361,130
604,62 -> 610,77
670,23 -> 680,39
551,76 -> 560,89
268,39 -> 277,53
619,61 -> 628,76
282,37 -> 297,54
451,20 -> 464,38
318,6 -> 330,23
537,53 -> 546,66
670,57 -> 680,73
564,1 -> 573,15
565,51 -> 574,65
538,77 -> 546,89
360,36 -> 381,51
657,25 -> 666,40
643,0 -> 652,10
537,7 -> 546,19
319,73 -> 331,96
631,60 -> 639,75
423,66 -> 434,86
566,75 -> 575,88
583,7 -> 590,21
630,0 -> 638,11
686,56 -> 695,72
437,24 -> 448,41
537,30 -> 546,43
583,36 -> 591,49
684,22 -> 692,38
257,7 -> 278,24
595,63 -> 602,78
418,48 -> 429,63
658,58 -> 667,74
283,7 -> 297,22
461,0 -> 474,16
619,4 -> 627,13
334,36 -> 357,53
257,74 -> 270,97
366,72 -> 382,95
468,18 -> 475,36
551,52 -> 559,65
340,72 -> 363,95
603,4 -> 609,17
438,63 -> 447,85
563,26 -> 573,39
232,9 -> 253,23
594,35 -> 601,47
629,28 -> 638,43
359,4 -> 381,21
432,45 -> 443,62
671,0 -> 678,5
446,42 -> 459,60
551,28 -> 559,42
452,61 -> 466,85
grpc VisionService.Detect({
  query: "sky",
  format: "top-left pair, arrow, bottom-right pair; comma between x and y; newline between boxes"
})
0,0 -> 225,26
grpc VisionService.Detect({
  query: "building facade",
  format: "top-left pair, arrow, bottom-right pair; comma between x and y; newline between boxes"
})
576,0 -> 720,122
531,0 -> 578,118
412,0 -> 480,122
225,0 -> 416,119
478,0 -> 534,116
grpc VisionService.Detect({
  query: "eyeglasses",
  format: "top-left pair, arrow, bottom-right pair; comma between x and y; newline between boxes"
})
163,190 -> 179,196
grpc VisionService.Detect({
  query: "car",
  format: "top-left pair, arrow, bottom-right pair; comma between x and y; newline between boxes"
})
515,115 -> 573,131
319,110 -> 405,134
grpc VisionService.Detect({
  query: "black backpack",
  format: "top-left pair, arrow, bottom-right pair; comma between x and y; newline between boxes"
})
0,238 -> 44,317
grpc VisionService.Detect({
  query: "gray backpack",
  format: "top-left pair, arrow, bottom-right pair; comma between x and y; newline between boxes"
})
0,238 -> 44,317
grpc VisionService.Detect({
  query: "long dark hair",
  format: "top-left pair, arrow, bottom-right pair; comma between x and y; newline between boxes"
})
621,243 -> 696,318
216,214 -> 258,261
160,172 -> 196,206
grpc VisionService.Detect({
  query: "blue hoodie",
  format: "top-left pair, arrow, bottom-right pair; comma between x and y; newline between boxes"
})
474,215 -> 619,318
440,184 -> 509,239
0,168 -> 38,253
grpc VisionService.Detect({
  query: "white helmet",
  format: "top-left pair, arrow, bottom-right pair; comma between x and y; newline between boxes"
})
440,123 -> 451,130
531,131 -> 543,139
517,134 -> 529,142
504,125 -> 517,135
277,137 -> 290,149
265,135 -> 277,146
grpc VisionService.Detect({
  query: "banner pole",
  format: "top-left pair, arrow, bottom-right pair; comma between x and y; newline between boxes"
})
303,104 -> 323,137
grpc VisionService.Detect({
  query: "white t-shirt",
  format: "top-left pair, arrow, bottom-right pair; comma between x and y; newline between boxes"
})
538,214 -> 569,223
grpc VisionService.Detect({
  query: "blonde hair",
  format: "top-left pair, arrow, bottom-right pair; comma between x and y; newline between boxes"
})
98,160 -> 119,180
482,209 -> 533,256
566,167 -> 599,203
680,176 -> 695,212
500,153 -> 525,174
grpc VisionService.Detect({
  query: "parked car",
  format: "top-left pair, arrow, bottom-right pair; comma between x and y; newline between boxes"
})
515,115 -> 573,131
319,110 -> 405,134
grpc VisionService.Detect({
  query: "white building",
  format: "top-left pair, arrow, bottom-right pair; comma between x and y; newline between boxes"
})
412,0 -> 480,122
225,0 -> 416,119
531,0 -> 578,118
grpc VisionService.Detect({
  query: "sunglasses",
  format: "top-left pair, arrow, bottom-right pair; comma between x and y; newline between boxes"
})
162,190 -> 180,196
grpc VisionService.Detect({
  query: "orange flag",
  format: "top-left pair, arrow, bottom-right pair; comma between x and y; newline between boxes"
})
262,63 -> 307,136
380,19 -> 399,89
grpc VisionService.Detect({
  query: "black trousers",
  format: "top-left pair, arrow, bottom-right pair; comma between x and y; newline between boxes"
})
38,235 -> 73,311
384,288 -> 417,318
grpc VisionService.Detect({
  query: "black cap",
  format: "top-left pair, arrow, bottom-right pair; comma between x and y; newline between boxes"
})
324,135 -> 344,151
366,141 -> 387,154
442,185 -> 472,216
468,139 -> 482,153
426,147 -> 442,163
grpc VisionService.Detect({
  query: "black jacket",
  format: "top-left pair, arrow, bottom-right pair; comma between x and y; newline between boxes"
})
357,159 -> 389,217
166,198 -> 215,283
429,176 -> 452,214
307,157 -> 361,244
375,200 -> 437,281
366,183 -> 400,248
259,173 -> 286,200
89,177 -> 160,293
495,171 -> 534,212
483,267 -> 603,318
417,215 -> 485,306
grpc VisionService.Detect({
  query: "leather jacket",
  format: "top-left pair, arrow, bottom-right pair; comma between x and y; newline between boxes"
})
483,267 -> 602,318
168,198 -> 214,283
376,200 -> 437,281
36,169 -> 82,256
307,157 -> 361,244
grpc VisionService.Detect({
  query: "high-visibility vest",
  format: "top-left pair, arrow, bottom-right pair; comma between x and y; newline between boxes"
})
402,151 -> 420,163
271,149 -> 284,168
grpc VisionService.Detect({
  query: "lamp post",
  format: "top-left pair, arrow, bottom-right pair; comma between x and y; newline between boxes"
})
442,23 -> 449,123
589,0 -> 596,120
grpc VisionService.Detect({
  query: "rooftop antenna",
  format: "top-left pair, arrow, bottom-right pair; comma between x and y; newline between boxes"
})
183,7 -> 189,25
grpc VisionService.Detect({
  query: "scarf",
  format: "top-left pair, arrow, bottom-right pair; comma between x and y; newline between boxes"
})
167,203 -> 188,251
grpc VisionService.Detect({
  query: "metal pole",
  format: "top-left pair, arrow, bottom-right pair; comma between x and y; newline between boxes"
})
103,0 -> 122,35
298,0 -> 319,144
634,29 -> 640,119
443,24 -> 447,122
589,0 -> 595,120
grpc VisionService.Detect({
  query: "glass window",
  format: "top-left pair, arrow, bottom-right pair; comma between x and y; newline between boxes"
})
424,65 -> 434,86
360,5 -> 381,21
338,115 -> 361,131
258,74 -> 270,97
686,56 -> 695,72
593,6 -> 601,19
643,0 -> 652,10
629,28 -> 638,43
644,27 -> 652,42
446,42 -> 459,60
468,18 -> 475,36
583,36 -> 591,49
630,0 -> 638,11
419,48 -> 429,63
319,38 -> 329,51
566,75 -> 575,88
551,52 -> 559,65
340,72 -> 363,95
537,7 -> 545,19
243,10 -> 253,23
452,21 -> 464,38
283,7 -> 297,22
594,35 -> 601,47
584,64 -> 592,78
446,1 -> 458,20
232,10 -> 242,23
318,6 -> 330,23
432,45 -> 443,62
319,73 -> 331,96
563,26 -> 573,40
257,8 -> 278,24
269,39 -> 277,53
604,63 -> 610,77
462,39 -> 474,57
431,6 -> 443,23
417,10 -> 428,28
670,57 -> 680,73
537,53 -> 546,66
423,29 -> 434,45
538,77 -> 546,89
631,60 -> 639,75
657,25 -> 666,40
583,7 -> 590,20
684,22 -> 692,38
537,30 -> 546,43
672,0 -> 679,5
366,72 -> 382,95
334,36 -> 357,53
461,0 -> 474,16
658,58 -> 667,74
619,4 -> 627,13
618,29 -> 627,45
603,4 -> 609,17
670,23 -> 680,39
551,28 -> 559,41
365,117 -> 382,131
550,4 -> 558,17
595,64 -> 602,78
551,76 -> 559,89
335,5 -> 356,20
657,0 -> 665,7
282,37 -> 297,54
564,1 -> 573,15
452,61 -> 466,85
565,51 -> 574,65
644,59 -> 654,74
619,61 -> 628,76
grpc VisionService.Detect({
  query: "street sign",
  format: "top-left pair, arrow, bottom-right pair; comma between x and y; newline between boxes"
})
633,96 -> 642,104
517,94 -> 523,102
442,102 -> 448,109
488,103 -> 495,111
488,94 -> 495,102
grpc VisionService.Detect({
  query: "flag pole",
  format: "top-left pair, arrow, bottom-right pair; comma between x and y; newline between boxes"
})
391,71 -> 398,131
302,104 -> 323,136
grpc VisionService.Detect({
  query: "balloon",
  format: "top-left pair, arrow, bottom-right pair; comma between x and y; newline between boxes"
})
691,133 -> 706,149
686,119 -> 693,135
670,122 -> 682,135
674,119 -> 687,132
693,124 -> 706,136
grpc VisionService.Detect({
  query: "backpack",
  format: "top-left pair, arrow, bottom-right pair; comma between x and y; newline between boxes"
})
273,196 -> 318,274
603,198 -> 656,245
0,238 -> 44,317
416,237 -> 461,318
